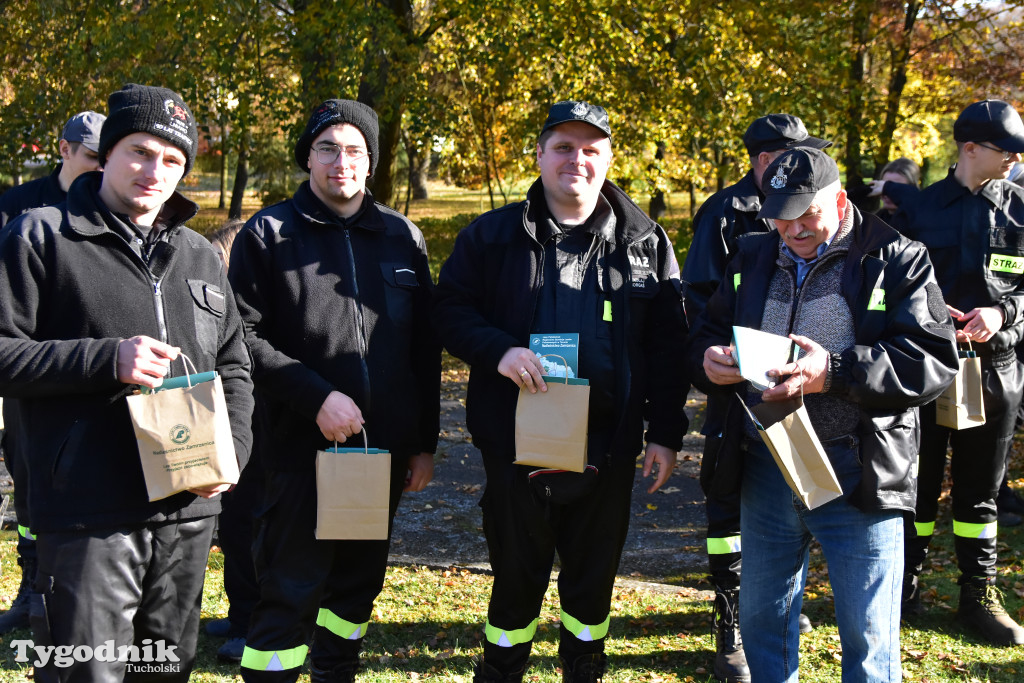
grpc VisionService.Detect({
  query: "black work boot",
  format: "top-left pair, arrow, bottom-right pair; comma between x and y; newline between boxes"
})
901,572 -> 924,619
473,661 -> 527,683
712,590 -> 750,683
956,579 -> 1024,646
309,661 -> 359,683
560,653 -> 607,682
0,554 -> 34,634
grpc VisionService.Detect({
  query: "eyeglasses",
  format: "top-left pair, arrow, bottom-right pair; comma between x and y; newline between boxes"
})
974,141 -> 1015,162
314,144 -> 368,165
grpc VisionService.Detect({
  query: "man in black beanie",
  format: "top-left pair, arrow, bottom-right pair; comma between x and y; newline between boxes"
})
230,98 -> 439,682
0,83 -> 253,681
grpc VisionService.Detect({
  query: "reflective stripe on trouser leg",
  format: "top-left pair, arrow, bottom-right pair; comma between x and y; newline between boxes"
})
953,519 -> 998,540
560,609 -> 610,642
241,644 -> 309,672
914,521 -> 935,538
707,536 -> 741,555
485,618 -> 538,647
316,608 -> 369,640
18,524 -> 35,541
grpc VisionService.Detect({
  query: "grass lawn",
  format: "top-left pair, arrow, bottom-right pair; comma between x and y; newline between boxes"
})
1,442 -> 1023,682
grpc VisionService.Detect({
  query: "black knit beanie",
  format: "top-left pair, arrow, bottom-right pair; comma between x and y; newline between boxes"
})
295,99 -> 379,175
98,84 -> 199,175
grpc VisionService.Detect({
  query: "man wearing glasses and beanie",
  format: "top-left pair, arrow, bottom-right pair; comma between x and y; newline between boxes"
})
230,98 -> 439,682
888,99 -> 1024,645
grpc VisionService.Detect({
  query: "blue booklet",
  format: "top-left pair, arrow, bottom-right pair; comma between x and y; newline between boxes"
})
529,333 -> 581,380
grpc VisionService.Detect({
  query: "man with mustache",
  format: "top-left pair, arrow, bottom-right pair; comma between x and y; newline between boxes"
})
687,147 -> 957,681
681,114 -> 831,682
888,99 -> 1024,645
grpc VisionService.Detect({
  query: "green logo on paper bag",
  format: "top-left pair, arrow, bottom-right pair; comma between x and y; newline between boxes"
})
170,425 -> 191,444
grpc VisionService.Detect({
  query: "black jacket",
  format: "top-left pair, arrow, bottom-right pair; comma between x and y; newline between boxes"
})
686,208 -> 958,514
681,170 -> 770,326
0,166 -> 65,229
890,169 -> 1024,355
433,179 -> 687,461
0,172 -> 254,532
228,183 -> 440,470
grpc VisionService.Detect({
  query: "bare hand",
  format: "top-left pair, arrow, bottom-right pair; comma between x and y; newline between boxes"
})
643,442 -> 676,494
497,347 -> 547,394
117,336 -> 179,388
188,483 -> 233,499
703,345 -> 744,386
316,391 -> 365,443
404,452 -> 435,492
867,179 -> 886,197
761,334 -> 830,401
958,306 -> 1004,343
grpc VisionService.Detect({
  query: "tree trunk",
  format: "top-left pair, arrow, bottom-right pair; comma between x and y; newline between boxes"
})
407,140 -> 430,200
219,119 -> 228,210
649,141 -> 667,221
874,0 -> 920,174
229,146 -> 249,220
844,1 -> 873,194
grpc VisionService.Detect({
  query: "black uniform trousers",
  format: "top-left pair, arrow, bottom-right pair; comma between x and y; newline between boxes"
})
240,459 -> 407,683
217,453 -> 264,636
907,354 -> 1023,582
479,451 -> 635,673
31,518 -> 216,683
702,435 -> 742,592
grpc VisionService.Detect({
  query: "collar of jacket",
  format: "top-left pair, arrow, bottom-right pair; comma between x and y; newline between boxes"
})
729,171 -> 763,214
291,181 -> 386,232
64,171 -> 198,238
933,165 -> 1009,209
521,177 -> 659,246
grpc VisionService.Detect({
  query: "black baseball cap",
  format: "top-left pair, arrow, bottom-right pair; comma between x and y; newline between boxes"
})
540,100 -> 611,138
61,111 -> 106,152
953,99 -> 1024,153
743,114 -> 832,156
757,147 -> 841,221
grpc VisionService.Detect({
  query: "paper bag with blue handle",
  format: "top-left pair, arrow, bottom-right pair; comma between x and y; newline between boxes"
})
514,354 -> 589,473
126,355 -> 239,502
315,428 -> 391,540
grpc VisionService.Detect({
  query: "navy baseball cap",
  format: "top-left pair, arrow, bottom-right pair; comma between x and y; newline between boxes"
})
953,100 -> 1024,153
757,147 -> 841,221
743,114 -> 832,156
540,101 -> 611,138
61,111 -> 106,152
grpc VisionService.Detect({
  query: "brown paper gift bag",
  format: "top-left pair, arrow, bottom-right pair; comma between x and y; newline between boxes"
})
514,355 -> 590,473
315,428 -> 391,540
739,395 -> 843,510
935,342 -> 985,430
126,355 -> 239,502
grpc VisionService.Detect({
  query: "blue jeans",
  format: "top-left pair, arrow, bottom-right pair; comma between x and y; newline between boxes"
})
738,437 -> 903,683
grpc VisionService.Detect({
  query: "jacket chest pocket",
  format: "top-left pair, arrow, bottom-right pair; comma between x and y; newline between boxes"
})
187,279 -> 225,358
380,263 -> 419,328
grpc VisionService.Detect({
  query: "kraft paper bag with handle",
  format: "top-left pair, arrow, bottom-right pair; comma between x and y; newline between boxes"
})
514,354 -> 590,473
315,428 -> 391,540
126,354 -> 239,502
739,394 -> 843,510
935,341 -> 986,430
